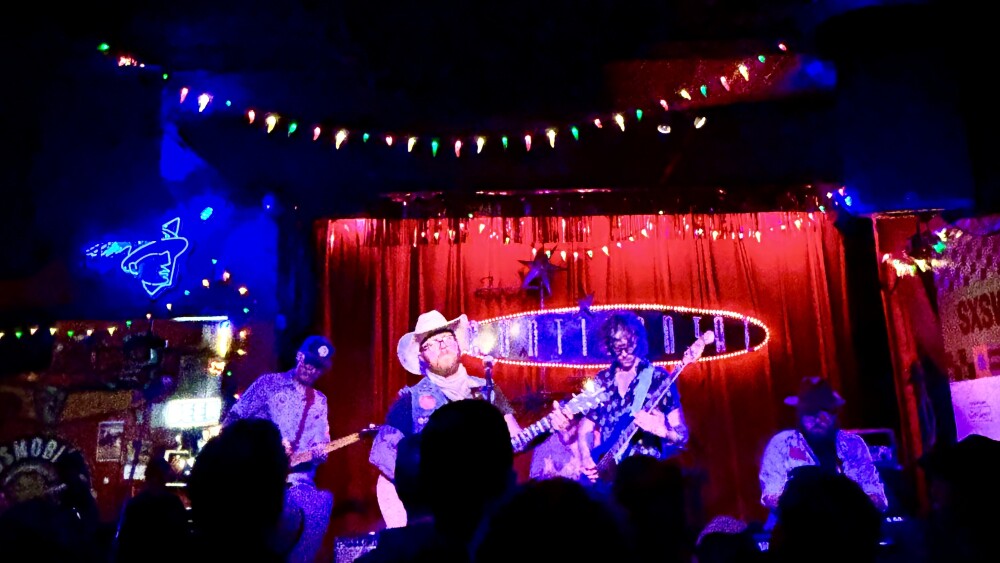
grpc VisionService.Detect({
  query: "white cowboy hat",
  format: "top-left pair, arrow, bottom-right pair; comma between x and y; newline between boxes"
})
397,310 -> 470,375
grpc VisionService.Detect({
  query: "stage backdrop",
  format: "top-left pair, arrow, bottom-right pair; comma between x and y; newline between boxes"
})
316,212 -> 860,531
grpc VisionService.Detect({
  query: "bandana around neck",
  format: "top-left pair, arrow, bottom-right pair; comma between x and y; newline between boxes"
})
426,364 -> 473,401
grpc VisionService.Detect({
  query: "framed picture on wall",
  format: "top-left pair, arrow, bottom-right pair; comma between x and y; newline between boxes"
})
97,420 -> 125,462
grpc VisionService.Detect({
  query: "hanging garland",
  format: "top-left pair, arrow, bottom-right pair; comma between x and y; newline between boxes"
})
99,41 -> 795,159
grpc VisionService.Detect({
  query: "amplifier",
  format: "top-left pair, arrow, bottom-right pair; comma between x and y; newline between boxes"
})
333,532 -> 379,563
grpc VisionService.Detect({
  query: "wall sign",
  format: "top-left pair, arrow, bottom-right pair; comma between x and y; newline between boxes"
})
84,217 -> 190,298
154,397 -> 222,428
935,222 -> 1000,440
0,435 -> 74,505
121,217 -> 190,298
469,303 -> 769,369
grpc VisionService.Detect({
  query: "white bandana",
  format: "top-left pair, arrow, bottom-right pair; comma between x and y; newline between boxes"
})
426,364 -> 473,402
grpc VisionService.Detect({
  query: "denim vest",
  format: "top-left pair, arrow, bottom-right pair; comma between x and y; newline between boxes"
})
409,375 -> 487,434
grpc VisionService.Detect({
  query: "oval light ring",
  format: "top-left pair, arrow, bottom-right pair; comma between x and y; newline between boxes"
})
469,303 -> 770,369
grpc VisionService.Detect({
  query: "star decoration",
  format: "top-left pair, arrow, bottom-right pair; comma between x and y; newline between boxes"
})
578,293 -> 595,316
519,248 -> 565,296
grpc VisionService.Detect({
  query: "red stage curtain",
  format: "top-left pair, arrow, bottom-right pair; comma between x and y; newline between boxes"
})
316,212 -> 859,533
871,213 -> 954,512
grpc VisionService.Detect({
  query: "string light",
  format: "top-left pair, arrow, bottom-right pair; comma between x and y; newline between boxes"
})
197,93 -> 211,112
103,43 -> 791,159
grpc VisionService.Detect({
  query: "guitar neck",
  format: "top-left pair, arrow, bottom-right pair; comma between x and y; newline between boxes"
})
290,433 -> 362,466
327,433 -> 362,453
512,413 -> 556,453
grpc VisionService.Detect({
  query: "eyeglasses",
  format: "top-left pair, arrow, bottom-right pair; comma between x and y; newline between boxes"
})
610,339 -> 636,355
420,334 -> 457,353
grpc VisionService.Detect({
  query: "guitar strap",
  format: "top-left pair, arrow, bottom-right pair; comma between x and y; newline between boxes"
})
628,364 -> 656,416
290,387 -> 316,454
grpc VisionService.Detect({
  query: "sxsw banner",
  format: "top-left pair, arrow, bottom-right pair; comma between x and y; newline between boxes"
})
936,217 -> 1000,440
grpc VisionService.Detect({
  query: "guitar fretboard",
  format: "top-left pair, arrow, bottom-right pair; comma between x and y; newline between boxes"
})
329,434 -> 361,451
512,414 -> 555,453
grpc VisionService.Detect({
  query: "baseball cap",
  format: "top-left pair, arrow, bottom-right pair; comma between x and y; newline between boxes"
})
299,335 -> 335,370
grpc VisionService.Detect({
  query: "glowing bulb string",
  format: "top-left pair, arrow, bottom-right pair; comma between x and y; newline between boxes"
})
98,42 -> 791,157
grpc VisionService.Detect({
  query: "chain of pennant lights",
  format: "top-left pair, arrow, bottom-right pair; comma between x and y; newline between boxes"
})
100,41 -> 791,157
881,227 -> 957,278
0,264 -> 255,345
331,207 -> 841,261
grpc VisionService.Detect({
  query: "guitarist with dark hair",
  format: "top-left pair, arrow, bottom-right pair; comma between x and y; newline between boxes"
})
579,312 -> 711,483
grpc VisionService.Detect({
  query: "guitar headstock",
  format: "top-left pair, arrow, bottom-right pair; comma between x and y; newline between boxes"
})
563,382 -> 610,416
359,423 -> 380,436
682,330 -> 715,364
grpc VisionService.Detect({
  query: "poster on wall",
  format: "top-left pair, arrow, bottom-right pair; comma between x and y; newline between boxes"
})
935,218 -> 1000,440
97,420 -> 125,462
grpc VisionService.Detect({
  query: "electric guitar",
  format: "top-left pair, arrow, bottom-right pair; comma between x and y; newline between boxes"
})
288,424 -> 379,467
587,330 -> 714,483
376,384 -> 609,527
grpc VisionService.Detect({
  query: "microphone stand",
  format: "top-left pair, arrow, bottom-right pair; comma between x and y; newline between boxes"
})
483,357 -> 495,405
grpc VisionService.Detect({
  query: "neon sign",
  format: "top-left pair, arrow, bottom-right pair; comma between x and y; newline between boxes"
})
469,304 -> 769,369
117,218 -> 190,298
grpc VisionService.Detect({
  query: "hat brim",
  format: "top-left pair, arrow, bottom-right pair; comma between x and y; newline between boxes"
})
397,314 -> 470,375
784,393 -> 846,408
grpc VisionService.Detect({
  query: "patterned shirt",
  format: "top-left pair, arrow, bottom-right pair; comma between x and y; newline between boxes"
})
529,433 -> 585,480
759,429 -> 888,512
586,360 -> 684,460
224,371 -> 331,484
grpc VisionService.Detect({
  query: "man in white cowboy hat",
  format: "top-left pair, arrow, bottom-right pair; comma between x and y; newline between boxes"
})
759,376 -> 888,514
369,309 -> 570,527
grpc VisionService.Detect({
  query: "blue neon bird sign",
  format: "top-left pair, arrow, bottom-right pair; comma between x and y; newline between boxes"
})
118,217 -> 190,298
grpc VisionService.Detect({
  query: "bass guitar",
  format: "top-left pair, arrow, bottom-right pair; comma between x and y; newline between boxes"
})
587,330 -> 714,482
377,383 -> 608,527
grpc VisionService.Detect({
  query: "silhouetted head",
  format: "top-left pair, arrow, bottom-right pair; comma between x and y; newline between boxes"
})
772,470 -> 881,563
474,478 -> 632,563
420,400 -> 514,542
